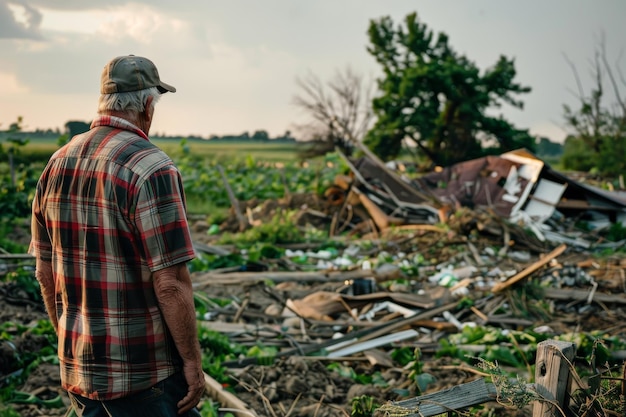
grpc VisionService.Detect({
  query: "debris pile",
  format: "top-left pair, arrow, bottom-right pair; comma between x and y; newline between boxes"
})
3,148 -> 626,417
183,149 -> 626,416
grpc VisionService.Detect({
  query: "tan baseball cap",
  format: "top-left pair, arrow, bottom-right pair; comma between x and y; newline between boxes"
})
101,55 -> 176,94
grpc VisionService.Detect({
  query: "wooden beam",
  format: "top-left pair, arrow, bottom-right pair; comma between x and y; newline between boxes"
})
378,378 -> 497,417
217,164 -> 249,232
204,372 -> 258,417
192,268 -> 375,287
492,244 -> 567,293
543,287 -> 626,305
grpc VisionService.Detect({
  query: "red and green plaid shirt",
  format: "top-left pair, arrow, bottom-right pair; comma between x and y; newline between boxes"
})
29,116 -> 196,400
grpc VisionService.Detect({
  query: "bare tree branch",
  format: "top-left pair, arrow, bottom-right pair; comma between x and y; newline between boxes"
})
598,32 -> 626,116
292,67 -> 376,158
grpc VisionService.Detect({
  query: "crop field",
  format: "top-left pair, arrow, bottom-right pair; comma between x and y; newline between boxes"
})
8,136 -> 306,163
2,135 -> 625,417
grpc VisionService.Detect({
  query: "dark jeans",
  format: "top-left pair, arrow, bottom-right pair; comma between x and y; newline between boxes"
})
65,372 -> 201,417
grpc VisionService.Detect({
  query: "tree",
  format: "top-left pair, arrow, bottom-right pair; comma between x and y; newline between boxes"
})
65,120 -> 91,139
535,136 -> 563,158
562,35 -> 626,177
364,12 -> 534,165
251,130 -> 270,141
561,135 -> 595,173
292,67 -> 375,158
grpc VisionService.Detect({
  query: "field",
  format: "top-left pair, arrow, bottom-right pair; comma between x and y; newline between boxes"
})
5,136 -> 307,163
1,136 -> 626,417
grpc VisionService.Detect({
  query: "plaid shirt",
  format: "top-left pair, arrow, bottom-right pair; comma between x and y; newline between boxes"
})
29,116 -> 196,400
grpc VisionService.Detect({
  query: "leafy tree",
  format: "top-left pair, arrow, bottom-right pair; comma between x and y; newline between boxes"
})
364,12 -> 534,165
562,35 -> 626,177
251,130 -> 270,141
535,137 -> 563,158
561,135 -> 596,172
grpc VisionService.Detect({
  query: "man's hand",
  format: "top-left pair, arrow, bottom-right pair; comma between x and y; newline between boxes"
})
177,362 -> 205,414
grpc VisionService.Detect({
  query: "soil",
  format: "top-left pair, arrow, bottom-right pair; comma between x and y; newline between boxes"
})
0,279 -> 534,417
2,195 -> 625,417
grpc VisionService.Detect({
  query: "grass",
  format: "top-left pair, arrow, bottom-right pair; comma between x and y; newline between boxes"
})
186,196 -> 229,220
11,137 -> 305,164
157,140 -> 304,163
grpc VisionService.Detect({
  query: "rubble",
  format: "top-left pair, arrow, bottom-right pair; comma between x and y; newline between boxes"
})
177,150 -> 626,416
3,149 -> 626,417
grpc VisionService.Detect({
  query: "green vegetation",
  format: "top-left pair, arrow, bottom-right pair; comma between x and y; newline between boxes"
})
0,10 -> 625,416
364,12 -> 534,165
561,38 -> 626,177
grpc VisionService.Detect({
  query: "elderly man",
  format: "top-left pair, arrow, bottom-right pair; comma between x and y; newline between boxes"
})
30,55 -> 204,416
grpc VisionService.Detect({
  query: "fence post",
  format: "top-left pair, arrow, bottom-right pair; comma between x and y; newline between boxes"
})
532,340 -> 576,417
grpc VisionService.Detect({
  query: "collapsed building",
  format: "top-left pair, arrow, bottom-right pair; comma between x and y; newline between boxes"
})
333,148 -> 626,249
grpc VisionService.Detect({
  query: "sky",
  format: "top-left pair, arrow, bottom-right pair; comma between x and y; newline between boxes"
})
0,1 -> 624,143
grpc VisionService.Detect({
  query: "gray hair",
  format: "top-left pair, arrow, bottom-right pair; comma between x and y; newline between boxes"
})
97,87 -> 161,114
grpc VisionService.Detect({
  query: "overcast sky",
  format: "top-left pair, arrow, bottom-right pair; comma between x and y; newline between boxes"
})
0,1 -> 624,142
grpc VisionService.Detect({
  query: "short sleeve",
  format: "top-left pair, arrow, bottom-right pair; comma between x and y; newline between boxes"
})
133,165 -> 195,271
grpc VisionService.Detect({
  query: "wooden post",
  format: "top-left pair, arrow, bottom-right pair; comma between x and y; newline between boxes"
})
217,164 -> 249,232
532,340 -> 576,417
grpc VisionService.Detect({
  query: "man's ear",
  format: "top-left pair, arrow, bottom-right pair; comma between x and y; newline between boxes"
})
144,95 -> 154,122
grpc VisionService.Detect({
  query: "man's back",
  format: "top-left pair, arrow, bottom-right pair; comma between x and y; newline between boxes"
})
31,119 -> 191,400
31,54 -> 204,415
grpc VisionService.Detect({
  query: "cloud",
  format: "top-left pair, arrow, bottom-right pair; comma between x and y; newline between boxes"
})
0,70 -> 28,94
0,0 -> 43,39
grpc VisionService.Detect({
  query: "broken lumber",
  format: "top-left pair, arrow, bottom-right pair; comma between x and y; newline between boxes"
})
192,268 -> 376,287
221,301 -> 459,368
204,372 -> 258,417
543,287 -> 626,305
375,378 -> 497,417
217,164 -> 249,232
492,244 -> 567,293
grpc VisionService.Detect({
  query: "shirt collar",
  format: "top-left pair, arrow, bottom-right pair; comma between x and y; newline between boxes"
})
90,116 -> 150,141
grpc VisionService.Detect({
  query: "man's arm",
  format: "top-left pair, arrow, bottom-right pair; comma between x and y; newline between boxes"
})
35,258 -> 58,333
152,263 -> 204,415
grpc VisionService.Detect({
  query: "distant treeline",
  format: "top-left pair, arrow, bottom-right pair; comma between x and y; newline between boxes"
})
153,129 -> 297,143
0,121 -> 298,144
0,120 -> 564,164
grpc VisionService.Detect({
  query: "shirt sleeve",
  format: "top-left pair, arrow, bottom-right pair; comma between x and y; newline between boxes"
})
29,181 -> 53,262
133,165 -> 196,271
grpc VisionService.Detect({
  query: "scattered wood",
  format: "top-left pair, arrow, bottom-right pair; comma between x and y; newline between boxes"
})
217,164 -> 249,232
492,244 -> 567,293
374,378 -> 498,417
203,372 -> 258,417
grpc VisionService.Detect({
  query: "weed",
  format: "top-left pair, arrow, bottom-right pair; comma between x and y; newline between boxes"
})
351,395 -> 378,417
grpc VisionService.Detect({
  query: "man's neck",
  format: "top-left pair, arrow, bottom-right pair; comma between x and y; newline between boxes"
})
101,111 -> 149,135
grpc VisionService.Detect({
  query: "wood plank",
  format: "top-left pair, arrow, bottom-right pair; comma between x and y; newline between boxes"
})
492,244 -> 567,293
203,372 -> 258,417
192,268 -> 374,287
376,378 -> 497,417
217,164 -> 249,232
543,287 -> 626,305
222,301 -> 459,368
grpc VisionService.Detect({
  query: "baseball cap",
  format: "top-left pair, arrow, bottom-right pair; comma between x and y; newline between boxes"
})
101,55 -> 176,94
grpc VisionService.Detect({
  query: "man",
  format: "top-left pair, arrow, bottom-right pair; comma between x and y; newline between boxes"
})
29,55 -> 204,416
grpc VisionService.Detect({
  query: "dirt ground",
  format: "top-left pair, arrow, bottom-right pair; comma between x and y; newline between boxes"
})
2,198 -> 626,417
0,279 -> 536,417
